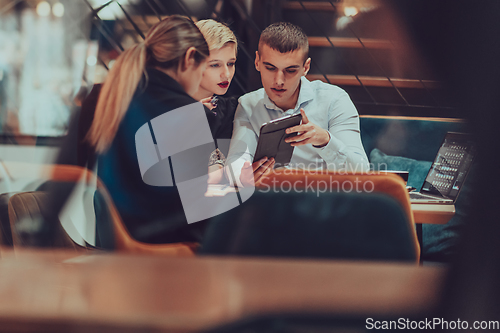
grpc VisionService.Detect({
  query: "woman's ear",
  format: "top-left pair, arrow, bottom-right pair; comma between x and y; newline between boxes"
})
180,46 -> 199,72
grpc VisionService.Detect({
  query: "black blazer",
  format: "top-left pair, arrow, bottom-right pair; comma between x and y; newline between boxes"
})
97,68 -> 223,244
57,68 -> 232,245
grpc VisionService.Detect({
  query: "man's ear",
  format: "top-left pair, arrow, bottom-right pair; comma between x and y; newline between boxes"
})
254,50 -> 261,72
181,46 -> 198,71
303,57 -> 311,76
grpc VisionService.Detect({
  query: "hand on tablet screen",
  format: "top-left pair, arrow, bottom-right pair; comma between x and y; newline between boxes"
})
240,157 -> 275,187
285,109 -> 330,148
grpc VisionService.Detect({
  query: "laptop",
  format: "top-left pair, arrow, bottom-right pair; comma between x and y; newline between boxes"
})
409,132 -> 475,204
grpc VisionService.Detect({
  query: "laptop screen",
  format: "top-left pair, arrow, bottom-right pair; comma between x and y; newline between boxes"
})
420,132 -> 475,201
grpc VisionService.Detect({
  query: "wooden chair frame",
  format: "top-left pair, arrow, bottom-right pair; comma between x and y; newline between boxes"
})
2,161 -> 198,256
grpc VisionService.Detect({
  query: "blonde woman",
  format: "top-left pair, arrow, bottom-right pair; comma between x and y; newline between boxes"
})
194,19 -> 239,183
87,15 -> 213,245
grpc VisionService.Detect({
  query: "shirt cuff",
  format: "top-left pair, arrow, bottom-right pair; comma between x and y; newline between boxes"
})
315,131 -> 347,163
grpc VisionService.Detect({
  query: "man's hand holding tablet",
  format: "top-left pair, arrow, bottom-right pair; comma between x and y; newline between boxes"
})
239,112 -> 304,187
285,109 -> 330,148
252,112 -> 303,165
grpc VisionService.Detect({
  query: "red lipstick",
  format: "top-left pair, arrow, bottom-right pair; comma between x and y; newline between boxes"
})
218,81 -> 229,89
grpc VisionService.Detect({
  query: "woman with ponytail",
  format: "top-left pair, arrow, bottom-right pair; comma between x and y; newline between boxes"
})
88,15 -> 210,153
86,15 -> 214,245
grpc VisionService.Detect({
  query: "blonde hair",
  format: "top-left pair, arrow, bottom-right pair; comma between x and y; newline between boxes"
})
88,15 -> 209,153
196,19 -> 237,52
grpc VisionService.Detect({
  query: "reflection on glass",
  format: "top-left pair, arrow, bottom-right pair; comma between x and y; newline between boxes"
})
0,1 -> 91,137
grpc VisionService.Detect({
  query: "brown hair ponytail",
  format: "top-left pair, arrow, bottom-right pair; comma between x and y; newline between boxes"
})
87,15 -> 209,153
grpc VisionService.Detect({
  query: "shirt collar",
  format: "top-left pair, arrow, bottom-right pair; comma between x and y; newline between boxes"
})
263,76 -> 314,112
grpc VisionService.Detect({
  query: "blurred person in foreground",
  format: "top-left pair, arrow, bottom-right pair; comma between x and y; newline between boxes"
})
225,22 -> 369,187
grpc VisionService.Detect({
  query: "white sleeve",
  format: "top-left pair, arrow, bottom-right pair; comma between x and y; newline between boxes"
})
315,91 -> 370,172
224,102 -> 259,186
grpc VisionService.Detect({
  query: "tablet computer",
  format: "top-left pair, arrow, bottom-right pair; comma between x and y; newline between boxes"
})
253,113 -> 302,167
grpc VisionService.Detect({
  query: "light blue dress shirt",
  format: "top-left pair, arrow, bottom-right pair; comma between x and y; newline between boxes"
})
226,77 -> 369,185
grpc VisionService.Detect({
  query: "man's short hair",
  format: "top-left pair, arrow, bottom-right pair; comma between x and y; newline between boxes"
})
258,22 -> 309,62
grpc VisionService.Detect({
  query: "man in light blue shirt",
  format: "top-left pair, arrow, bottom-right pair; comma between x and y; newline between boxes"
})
226,22 -> 369,186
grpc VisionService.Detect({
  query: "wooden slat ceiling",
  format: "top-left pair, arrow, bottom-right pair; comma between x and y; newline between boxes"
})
308,36 -> 393,49
306,74 -> 441,89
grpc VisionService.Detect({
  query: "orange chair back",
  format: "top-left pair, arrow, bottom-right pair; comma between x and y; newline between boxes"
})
2,162 -> 198,256
257,170 -> 419,261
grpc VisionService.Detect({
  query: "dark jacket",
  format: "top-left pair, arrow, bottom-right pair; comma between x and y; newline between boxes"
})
96,68 -> 223,244
55,68 -> 238,246
212,96 -> 238,139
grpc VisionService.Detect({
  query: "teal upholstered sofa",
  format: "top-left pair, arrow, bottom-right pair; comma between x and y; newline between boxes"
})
359,115 -> 474,262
